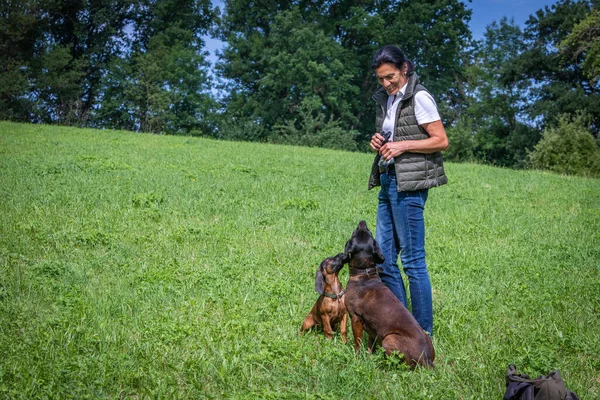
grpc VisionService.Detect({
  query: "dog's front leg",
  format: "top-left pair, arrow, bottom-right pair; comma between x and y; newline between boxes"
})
367,336 -> 378,353
350,314 -> 364,352
340,312 -> 348,343
321,314 -> 334,339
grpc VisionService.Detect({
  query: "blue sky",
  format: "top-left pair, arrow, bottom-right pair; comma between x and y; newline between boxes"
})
468,0 -> 558,38
205,0 -> 560,61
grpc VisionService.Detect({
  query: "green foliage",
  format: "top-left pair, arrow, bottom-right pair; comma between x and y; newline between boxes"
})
0,0 -> 216,134
444,123 -> 475,162
0,0 -> 134,125
529,113 -> 600,177
514,0 -> 599,136
560,9 -> 600,82
1,122 -> 599,398
0,0 -> 43,121
453,2 -> 599,168
211,115 -> 268,142
272,97 -> 359,151
101,27 -> 216,134
459,17 -> 540,168
216,4 -> 363,138
34,44 -> 87,124
34,0 -> 133,126
97,0 -> 216,135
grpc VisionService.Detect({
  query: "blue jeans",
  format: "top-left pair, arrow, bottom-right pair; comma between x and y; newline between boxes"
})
376,172 -> 433,335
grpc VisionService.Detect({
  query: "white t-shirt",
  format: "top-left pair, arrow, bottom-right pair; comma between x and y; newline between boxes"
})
381,82 -> 441,140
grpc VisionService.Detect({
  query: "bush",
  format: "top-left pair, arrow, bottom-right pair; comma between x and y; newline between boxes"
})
528,113 -> 600,177
445,122 -> 476,162
271,97 -> 359,152
211,114 -> 268,142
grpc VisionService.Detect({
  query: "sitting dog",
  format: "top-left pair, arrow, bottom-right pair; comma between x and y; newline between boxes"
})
343,221 -> 434,368
299,253 -> 348,342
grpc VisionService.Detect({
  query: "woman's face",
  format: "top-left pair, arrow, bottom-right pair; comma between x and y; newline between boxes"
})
375,63 -> 407,96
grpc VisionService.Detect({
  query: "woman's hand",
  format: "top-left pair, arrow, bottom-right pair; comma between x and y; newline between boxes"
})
369,133 -> 387,152
380,142 -> 407,161
371,132 -> 404,161
378,120 -> 449,161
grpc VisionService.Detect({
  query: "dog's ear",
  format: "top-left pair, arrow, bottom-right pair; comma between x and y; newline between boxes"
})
315,267 -> 324,295
374,240 -> 385,264
343,239 -> 353,259
339,252 -> 350,264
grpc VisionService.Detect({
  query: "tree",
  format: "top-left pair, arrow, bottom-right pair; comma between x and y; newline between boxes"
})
511,0 -> 600,136
33,0 -> 134,125
217,7 -> 362,147
95,0 -> 215,134
560,9 -> 600,84
0,0 -> 216,134
0,0 -> 132,125
457,17 -> 540,167
0,0 -> 43,121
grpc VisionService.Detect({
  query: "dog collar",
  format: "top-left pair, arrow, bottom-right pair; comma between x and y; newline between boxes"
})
323,289 -> 345,300
349,267 -> 382,276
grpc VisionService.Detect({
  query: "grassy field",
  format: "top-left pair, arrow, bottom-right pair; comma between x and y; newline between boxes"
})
1,121 -> 599,399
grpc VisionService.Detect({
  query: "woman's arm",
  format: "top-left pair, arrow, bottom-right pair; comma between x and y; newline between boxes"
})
379,120 -> 448,161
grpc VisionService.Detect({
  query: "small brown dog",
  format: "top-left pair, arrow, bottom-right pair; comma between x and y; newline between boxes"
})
299,253 -> 348,342
343,221 -> 434,368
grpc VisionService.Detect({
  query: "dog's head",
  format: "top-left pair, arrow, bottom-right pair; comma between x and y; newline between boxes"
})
343,220 -> 384,267
315,253 -> 345,295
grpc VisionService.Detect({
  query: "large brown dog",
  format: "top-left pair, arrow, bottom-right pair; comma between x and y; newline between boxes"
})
343,221 -> 434,368
299,253 -> 348,342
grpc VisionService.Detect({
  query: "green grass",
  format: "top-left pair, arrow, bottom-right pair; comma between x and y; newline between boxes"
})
1,121 -> 599,399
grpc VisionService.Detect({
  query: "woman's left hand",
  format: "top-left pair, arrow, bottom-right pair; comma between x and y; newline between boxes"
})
380,142 -> 407,161
379,121 -> 449,161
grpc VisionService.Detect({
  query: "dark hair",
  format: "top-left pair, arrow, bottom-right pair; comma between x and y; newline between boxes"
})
371,45 -> 414,75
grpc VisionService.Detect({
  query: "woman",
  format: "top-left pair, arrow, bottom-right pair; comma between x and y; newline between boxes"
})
368,45 -> 448,336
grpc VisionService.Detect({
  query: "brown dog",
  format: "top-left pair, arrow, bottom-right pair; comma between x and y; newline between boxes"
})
343,221 -> 434,368
299,253 -> 348,342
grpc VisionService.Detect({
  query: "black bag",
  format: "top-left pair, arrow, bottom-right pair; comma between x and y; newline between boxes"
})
504,364 -> 579,400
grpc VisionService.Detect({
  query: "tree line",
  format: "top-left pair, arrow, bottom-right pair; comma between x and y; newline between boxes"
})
1,0 -> 599,176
